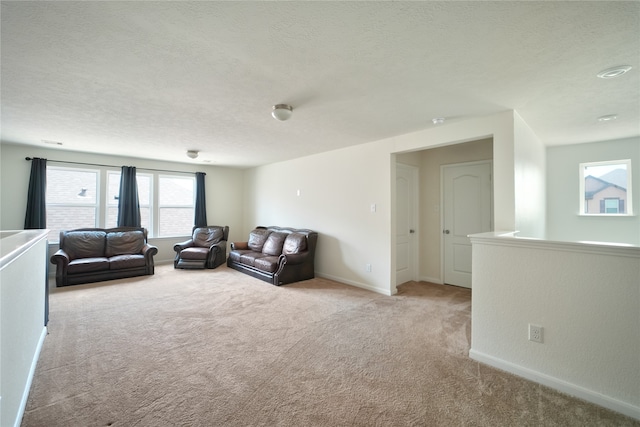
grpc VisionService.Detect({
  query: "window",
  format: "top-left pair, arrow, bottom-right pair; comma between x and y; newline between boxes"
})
158,175 -> 195,237
46,167 -> 99,241
106,171 -> 152,230
45,166 -> 197,242
579,159 -> 633,215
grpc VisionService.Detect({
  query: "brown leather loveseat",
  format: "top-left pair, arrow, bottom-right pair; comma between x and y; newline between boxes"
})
50,227 -> 158,287
227,226 -> 317,285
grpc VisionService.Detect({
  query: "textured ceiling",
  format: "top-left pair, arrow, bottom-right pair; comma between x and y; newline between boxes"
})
1,1 -> 638,168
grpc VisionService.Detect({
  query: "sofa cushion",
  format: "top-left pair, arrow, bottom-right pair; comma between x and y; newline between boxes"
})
262,232 -> 287,256
254,256 -> 280,273
67,257 -> 109,274
240,252 -> 268,267
64,231 -> 107,260
248,229 -> 272,252
229,249 -> 252,263
193,227 -> 224,247
179,247 -> 209,260
106,231 -> 145,257
283,233 -> 307,255
109,254 -> 146,269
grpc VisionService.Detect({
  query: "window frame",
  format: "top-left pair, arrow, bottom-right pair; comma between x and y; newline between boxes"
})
579,159 -> 633,216
157,174 -> 196,238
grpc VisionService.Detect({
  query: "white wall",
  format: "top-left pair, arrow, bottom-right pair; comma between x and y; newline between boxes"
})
392,111 -> 517,231
243,139 -> 393,294
470,233 -> 640,420
243,111 -> 518,294
546,137 -> 640,245
0,143 -> 245,264
513,111 -> 546,238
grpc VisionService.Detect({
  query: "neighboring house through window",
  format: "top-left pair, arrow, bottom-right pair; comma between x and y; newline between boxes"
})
46,167 -> 99,242
159,175 -> 195,237
580,159 -> 632,215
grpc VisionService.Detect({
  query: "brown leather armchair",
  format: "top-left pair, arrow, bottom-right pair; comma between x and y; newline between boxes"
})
174,225 -> 229,269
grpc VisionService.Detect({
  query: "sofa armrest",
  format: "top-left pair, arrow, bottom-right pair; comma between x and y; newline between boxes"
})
173,240 -> 194,252
230,241 -> 248,250
142,243 -> 158,274
50,249 -> 71,268
210,240 -> 227,251
142,243 -> 158,261
278,252 -> 309,266
51,249 -> 71,287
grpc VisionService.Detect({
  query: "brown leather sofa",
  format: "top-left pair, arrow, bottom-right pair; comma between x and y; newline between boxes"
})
173,225 -> 229,269
50,227 -> 158,287
227,226 -> 317,285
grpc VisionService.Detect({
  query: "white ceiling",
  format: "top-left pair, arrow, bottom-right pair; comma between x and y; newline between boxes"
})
1,1 -> 638,168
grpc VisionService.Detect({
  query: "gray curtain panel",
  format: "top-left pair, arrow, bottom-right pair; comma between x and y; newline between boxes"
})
24,157 -> 47,229
195,172 -> 207,227
117,166 -> 141,227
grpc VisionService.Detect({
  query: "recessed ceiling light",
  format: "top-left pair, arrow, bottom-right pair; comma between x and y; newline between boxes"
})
597,66 -> 632,79
42,139 -> 63,145
597,114 -> 618,122
432,117 -> 445,125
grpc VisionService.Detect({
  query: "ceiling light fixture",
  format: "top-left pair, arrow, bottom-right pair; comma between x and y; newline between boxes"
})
272,104 -> 293,121
597,65 -> 632,79
42,139 -> 63,146
432,117 -> 445,125
597,114 -> 618,122
186,150 -> 199,159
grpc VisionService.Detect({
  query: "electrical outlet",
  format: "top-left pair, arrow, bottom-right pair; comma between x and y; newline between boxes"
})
366,263 -> 372,272
528,324 -> 543,343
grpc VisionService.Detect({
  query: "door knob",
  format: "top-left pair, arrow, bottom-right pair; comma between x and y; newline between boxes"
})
443,229 -> 450,234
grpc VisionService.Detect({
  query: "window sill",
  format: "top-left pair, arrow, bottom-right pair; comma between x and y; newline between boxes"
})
578,213 -> 636,217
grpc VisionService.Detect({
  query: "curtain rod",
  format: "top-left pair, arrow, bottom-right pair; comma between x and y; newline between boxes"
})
25,157 -> 204,175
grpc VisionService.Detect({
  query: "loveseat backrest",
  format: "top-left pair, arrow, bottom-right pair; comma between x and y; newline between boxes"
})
60,227 -> 148,260
106,230 -> 145,257
60,230 -> 107,260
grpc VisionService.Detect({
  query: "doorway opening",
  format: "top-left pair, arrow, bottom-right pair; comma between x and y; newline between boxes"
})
394,137 -> 494,289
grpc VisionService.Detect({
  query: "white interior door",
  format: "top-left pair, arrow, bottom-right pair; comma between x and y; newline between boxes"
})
442,161 -> 492,288
396,164 -> 418,285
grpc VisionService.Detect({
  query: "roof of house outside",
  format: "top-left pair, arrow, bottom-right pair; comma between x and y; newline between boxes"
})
584,175 -> 627,198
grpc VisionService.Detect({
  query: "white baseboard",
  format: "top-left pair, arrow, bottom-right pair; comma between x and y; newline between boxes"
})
14,327 -> 48,427
469,349 -> 640,421
316,272 -> 396,296
419,275 -> 443,284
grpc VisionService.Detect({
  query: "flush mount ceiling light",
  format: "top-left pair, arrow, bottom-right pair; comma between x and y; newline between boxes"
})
597,114 -> 618,122
597,65 -> 632,79
186,150 -> 199,159
272,104 -> 293,121
42,139 -> 63,146
432,117 -> 445,125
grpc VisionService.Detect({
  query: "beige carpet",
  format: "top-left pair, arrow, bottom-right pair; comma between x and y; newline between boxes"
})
22,264 -> 638,426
